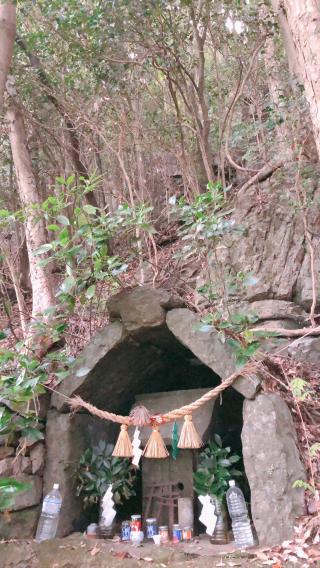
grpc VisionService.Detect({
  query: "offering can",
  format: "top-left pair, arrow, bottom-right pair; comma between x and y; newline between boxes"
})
131,515 -> 142,532
146,518 -> 158,539
121,521 -> 131,541
159,525 -> 169,544
172,524 -> 182,543
182,526 -> 193,541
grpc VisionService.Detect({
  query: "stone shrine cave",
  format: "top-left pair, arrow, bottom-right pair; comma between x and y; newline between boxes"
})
43,287 -> 305,547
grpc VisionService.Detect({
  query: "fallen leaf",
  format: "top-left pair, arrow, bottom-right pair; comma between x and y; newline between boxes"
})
295,547 -> 308,559
143,558 -> 153,563
112,551 -> 131,559
90,545 -> 100,556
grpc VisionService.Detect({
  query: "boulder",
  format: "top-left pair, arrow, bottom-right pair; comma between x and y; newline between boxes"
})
10,474 -> 43,511
30,443 -> 45,475
166,308 -> 261,399
0,446 -> 14,459
106,286 -> 184,331
0,457 -> 14,476
0,505 -> 40,540
247,300 -> 308,322
242,393 -> 306,546
284,336 -> 320,365
43,410 -> 117,537
12,456 -> 32,475
52,320 -> 126,412
217,182 -> 320,307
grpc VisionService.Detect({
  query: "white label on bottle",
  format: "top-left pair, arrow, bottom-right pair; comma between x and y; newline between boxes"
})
42,499 -> 61,515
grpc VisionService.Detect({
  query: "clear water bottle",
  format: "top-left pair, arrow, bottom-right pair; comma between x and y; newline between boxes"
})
35,483 -> 62,542
226,480 -> 255,549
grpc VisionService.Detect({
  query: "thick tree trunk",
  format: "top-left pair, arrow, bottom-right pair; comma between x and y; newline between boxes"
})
0,2 -> 16,108
277,1 -> 320,160
7,102 -> 55,318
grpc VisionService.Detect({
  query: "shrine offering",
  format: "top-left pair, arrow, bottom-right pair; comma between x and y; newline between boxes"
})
182,527 -> 193,541
159,525 -> 169,543
131,515 -> 142,532
146,518 -> 158,539
121,521 -> 131,541
172,524 -> 183,543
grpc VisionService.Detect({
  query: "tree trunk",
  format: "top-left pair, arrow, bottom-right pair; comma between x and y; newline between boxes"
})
6,102 -> 55,319
277,0 -> 320,160
0,2 -> 16,108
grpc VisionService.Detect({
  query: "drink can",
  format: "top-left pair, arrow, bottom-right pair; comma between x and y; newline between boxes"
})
182,526 -> 193,541
131,514 -> 142,532
146,518 -> 158,539
121,521 -> 131,541
172,524 -> 182,543
159,525 -> 169,543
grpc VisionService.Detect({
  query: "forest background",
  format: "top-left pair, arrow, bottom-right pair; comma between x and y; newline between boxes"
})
0,0 -> 319,523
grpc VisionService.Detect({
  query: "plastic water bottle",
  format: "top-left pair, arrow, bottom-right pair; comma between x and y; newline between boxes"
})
35,483 -> 62,542
226,480 -> 255,549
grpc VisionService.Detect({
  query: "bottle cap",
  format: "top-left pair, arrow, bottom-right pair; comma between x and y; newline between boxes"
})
53,483 -> 59,490
229,480 -> 236,487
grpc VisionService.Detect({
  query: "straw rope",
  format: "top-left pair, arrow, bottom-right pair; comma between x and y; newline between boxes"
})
68,360 -> 260,426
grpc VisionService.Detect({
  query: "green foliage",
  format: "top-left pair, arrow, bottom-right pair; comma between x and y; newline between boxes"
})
76,440 -> 137,508
198,311 -> 277,367
309,443 -> 320,458
173,182 -> 235,260
194,435 -> 242,502
0,478 -> 30,512
0,175 -> 155,446
292,479 -> 315,494
290,378 -> 312,401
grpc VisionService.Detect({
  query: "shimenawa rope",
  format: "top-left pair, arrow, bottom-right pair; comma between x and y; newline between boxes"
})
68,360 -> 259,425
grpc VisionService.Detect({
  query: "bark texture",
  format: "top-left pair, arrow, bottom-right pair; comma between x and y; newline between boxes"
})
0,2 -> 16,108
7,103 -> 55,318
278,0 -> 320,159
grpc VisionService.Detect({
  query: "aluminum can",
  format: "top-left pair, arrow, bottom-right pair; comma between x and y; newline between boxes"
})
146,518 -> 158,539
159,525 -> 169,543
172,524 -> 182,543
182,526 -> 193,541
121,521 -> 131,541
131,514 -> 142,532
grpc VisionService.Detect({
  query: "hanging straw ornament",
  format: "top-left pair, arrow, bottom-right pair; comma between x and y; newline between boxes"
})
112,424 -> 133,457
143,424 -> 169,459
178,414 -> 203,449
129,405 -> 152,427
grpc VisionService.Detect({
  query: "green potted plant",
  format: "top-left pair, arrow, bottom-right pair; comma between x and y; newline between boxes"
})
76,440 -> 137,532
194,434 -> 242,544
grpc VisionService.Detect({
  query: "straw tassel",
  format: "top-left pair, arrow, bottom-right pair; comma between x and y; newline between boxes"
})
143,425 -> 169,459
112,424 -> 133,457
178,414 -> 203,449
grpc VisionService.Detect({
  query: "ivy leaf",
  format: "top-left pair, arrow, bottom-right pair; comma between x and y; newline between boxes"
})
83,204 -> 97,215
60,276 -> 76,294
57,215 -> 70,226
85,285 -> 96,299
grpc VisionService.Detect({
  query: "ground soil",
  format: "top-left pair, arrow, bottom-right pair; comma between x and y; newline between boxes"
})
0,534 -> 269,568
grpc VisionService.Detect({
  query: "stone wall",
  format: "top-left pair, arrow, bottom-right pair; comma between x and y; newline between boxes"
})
0,287 -> 310,547
0,438 -> 45,539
